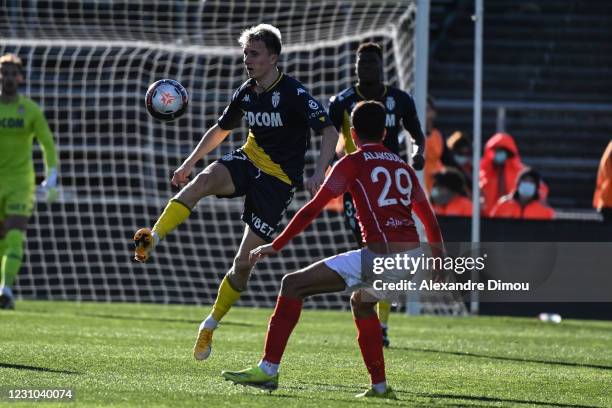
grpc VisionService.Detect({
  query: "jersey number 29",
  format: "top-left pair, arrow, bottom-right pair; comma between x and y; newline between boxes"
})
370,166 -> 412,207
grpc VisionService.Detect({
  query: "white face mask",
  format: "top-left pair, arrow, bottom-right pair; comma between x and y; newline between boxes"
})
518,182 -> 537,199
431,186 -> 452,205
454,154 -> 470,166
493,150 -> 508,165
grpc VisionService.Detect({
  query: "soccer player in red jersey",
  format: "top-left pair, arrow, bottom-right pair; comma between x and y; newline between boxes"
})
222,101 -> 443,398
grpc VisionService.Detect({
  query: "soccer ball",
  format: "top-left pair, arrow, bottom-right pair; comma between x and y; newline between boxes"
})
145,79 -> 189,122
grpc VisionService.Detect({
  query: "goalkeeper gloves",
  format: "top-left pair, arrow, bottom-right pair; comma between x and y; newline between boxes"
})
411,145 -> 425,171
41,167 -> 58,203
412,153 -> 425,170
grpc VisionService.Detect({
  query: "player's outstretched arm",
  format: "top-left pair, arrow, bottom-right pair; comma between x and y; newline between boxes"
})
250,186 -> 337,264
402,96 -> 426,170
34,105 -> 59,203
305,125 -> 339,194
171,124 -> 231,187
252,157 -> 355,263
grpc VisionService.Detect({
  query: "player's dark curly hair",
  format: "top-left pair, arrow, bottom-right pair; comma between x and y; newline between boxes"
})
351,101 -> 386,142
238,24 -> 282,56
357,42 -> 383,60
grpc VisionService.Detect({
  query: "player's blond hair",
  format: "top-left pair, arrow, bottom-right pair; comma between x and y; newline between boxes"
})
238,24 -> 282,55
0,53 -> 23,70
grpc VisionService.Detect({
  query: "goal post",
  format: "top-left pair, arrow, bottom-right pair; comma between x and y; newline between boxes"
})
0,0 -> 462,312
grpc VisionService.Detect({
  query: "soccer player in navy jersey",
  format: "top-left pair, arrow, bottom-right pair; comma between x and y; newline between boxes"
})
222,101 -> 443,398
132,24 -> 339,361
328,42 -> 426,347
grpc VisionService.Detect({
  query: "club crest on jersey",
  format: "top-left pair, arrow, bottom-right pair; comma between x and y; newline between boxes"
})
272,91 -> 280,108
386,96 -> 395,111
17,105 -> 25,115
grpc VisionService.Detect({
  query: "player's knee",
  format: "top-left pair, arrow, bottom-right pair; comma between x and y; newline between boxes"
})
190,172 -> 213,198
4,229 -> 24,257
350,292 -> 376,317
280,273 -> 300,296
231,254 -> 253,277
350,292 -> 361,311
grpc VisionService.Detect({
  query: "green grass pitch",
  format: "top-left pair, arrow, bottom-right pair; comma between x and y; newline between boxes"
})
1,301 -> 610,407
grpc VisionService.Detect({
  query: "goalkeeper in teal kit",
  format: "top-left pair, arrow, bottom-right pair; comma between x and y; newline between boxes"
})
0,53 -> 58,309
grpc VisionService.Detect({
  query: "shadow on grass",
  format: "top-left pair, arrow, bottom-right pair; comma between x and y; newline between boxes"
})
0,362 -> 79,375
413,392 -> 603,408
305,381 -> 603,407
75,313 -> 257,327
394,346 -> 612,371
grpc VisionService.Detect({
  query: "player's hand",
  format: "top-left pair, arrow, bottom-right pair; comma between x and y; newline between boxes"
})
41,167 -> 59,203
249,243 -> 278,263
304,171 -> 325,196
171,161 -> 195,188
412,153 -> 425,171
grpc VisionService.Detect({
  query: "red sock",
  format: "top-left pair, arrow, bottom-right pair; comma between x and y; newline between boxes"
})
355,314 -> 386,384
262,296 -> 303,364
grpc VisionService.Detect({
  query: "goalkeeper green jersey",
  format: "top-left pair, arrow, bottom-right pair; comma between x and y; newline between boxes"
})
0,95 -> 57,179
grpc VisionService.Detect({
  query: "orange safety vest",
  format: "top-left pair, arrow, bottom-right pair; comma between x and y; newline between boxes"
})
490,197 -> 554,220
432,195 -> 472,217
593,141 -> 612,210
424,128 -> 445,193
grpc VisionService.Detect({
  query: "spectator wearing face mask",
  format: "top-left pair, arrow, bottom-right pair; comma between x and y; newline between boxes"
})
490,168 -> 554,220
593,141 -> 612,222
445,131 -> 473,193
430,168 -> 472,217
479,132 -> 548,215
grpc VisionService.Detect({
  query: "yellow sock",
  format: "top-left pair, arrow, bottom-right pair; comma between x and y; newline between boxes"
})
377,301 -> 391,326
211,276 -> 242,322
151,199 -> 191,240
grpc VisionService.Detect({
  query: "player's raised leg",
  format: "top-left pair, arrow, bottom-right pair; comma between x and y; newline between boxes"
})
222,260 -> 346,388
193,225 -> 265,360
352,290 -> 396,399
133,161 -> 234,262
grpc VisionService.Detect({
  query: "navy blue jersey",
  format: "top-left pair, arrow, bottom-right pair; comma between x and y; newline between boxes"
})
328,85 -> 423,155
218,73 -> 332,186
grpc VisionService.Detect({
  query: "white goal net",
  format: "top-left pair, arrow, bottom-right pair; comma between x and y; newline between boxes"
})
0,0 -> 447,311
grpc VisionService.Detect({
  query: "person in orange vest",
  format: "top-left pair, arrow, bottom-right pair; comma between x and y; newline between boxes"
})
490,168 -> 554,220
479,132 -> 523,215
430,168 -> 472,217
479,132 -> 548,215
424,95 -> 445,193
593,141 -> 612,222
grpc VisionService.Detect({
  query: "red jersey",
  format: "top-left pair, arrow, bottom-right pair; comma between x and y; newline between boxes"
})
273,143 -> 442,251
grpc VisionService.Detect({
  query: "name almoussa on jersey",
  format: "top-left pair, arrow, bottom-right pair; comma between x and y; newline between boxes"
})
218,73 -> 332,186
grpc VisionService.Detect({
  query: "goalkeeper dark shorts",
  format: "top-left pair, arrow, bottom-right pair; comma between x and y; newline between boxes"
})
215,149 -> 296,242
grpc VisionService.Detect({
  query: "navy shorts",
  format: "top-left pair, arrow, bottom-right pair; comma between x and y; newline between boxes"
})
216,150 -> 296,242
